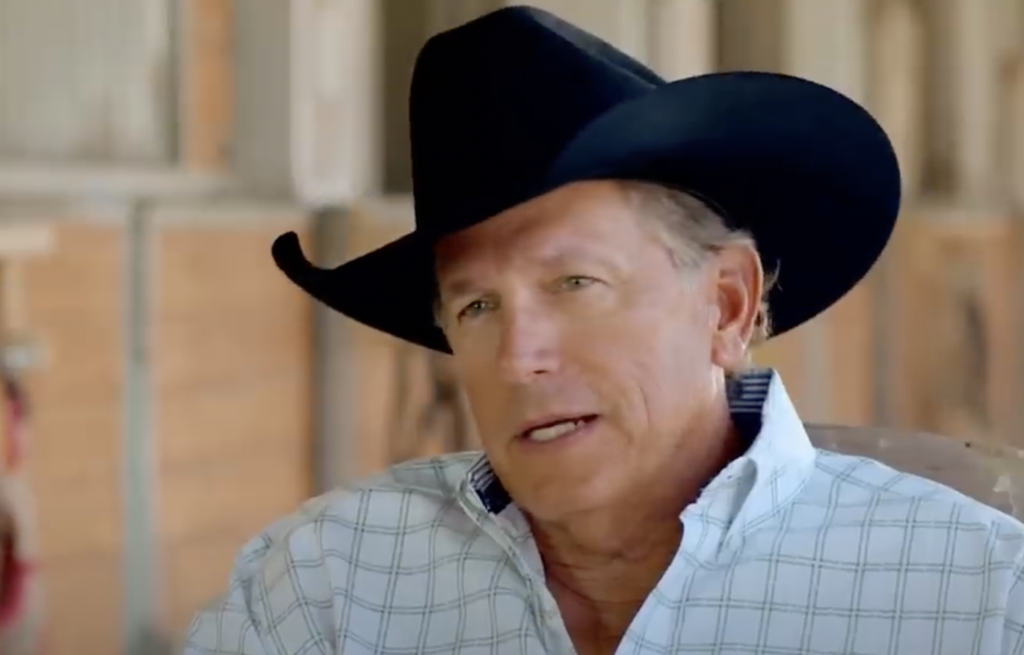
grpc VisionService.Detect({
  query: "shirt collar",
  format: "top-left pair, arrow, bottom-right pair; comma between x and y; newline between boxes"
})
695,369 -> 817,550
463,368 -> 816,539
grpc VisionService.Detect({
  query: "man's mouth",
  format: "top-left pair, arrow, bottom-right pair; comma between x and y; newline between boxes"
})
519,415 -> 598,442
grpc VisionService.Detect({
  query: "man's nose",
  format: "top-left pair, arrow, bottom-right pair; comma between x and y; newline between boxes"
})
495,309 -> 560,383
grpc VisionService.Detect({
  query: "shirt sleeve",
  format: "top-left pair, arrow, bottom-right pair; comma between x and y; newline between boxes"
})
183,508 -> 342,655
183,582 -> 274,655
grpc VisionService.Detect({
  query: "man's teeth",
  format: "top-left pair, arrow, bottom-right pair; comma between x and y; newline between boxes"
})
525,419 -> 585,442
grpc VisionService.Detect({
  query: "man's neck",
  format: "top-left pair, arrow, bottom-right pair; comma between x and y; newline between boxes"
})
534,502 -> 684,601
530,414 -> 744,572
530,484 -> 687,607
534,508 -> 683,655
526,416 -> 745,651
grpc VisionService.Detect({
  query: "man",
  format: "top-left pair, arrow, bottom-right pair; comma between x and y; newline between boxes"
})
187,6 -> 1024,655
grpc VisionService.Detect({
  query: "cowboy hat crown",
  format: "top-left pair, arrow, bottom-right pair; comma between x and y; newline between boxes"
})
272,5 -> 901,353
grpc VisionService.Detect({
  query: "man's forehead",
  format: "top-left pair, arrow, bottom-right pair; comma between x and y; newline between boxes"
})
434,180 -> 642,269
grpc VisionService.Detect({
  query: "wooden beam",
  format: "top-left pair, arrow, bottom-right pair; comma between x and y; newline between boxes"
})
924,0 -> 1001,199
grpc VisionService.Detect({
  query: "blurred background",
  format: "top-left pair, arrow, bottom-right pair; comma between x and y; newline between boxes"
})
0,0 -> 1022,653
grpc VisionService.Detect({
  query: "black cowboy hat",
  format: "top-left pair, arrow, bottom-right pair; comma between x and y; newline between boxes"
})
272,5 -> 901,353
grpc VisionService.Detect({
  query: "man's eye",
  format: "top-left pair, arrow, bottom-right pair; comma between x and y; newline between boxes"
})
457,299 -> 491,320
558,275 -> 597,291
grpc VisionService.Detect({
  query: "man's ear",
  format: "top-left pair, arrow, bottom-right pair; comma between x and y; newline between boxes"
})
709,244 -> 763,370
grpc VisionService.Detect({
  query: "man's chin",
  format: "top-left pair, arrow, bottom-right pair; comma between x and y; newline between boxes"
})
510,478 -> 621,524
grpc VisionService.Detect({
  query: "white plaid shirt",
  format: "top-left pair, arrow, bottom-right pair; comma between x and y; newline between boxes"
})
185,370 -> 1024,654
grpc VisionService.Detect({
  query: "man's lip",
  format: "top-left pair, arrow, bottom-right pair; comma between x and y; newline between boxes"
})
516,414 -> 598,439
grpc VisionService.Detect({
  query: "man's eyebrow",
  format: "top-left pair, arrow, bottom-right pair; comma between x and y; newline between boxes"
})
536,246 -> 628,271
438,245 -> 626,298
438,277 -> 482,300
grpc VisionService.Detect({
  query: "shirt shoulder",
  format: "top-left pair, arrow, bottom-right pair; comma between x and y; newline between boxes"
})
234,450 -> 483,574
185,452 -> 490,654
810,447 -> 1024,548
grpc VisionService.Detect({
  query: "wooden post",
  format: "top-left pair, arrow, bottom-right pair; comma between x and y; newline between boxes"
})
870,0 -> 926,197
779,0 -> 871,423
924,0 -> 1001,200
648,0 -> 717,79
868,0 -> 927,426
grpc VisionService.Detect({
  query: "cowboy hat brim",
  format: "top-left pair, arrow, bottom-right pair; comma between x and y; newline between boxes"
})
272,228 -> 447,349
273,71 -> 901,354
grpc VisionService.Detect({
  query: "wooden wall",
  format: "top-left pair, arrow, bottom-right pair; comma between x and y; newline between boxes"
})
883,206 -> 1023,444
756,204 -> 1024,446
153,205 -> 314,636
24,220 -> 126,655
6,203 -> 314,655
754,280 -> 878,426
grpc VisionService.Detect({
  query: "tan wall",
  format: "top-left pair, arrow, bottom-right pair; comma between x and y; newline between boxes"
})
154,209 -> 315,635
883,207 -> 1023,445
6,206 -> 315,655
755,207 -> 1024,446
23,221 -> 126,655
754,280 -> 877,426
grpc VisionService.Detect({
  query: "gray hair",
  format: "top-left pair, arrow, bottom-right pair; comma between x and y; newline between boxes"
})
618,180 -> 775,349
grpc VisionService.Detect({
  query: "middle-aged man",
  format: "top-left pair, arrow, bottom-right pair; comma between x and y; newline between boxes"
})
187,6 -> 1024,655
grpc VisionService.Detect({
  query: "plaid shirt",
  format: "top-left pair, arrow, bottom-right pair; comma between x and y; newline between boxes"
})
185,369 -> 1024,654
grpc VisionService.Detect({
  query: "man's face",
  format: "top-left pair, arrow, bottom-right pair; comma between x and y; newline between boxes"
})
435,181 -> 759,521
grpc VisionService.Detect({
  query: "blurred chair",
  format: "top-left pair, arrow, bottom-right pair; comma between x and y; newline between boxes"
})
807,424 -> 1024,520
